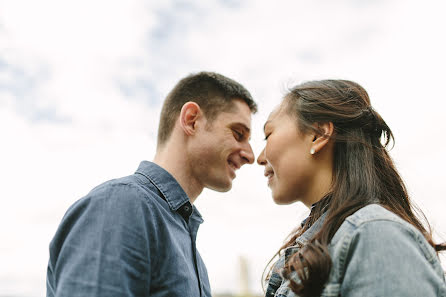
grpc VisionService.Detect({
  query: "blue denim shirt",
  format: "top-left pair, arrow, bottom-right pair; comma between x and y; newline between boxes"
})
46,161 -> 211,297
266,204 -> 446,297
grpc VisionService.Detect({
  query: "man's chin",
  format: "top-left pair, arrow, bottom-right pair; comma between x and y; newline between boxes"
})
207,180 -> 233,193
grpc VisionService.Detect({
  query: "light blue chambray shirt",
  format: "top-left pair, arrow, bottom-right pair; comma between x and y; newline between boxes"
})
266,204 -> 446,297
47,161 -> 211,297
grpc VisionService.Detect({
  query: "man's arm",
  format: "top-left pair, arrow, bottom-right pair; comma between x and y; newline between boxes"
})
47,183 -> 153,297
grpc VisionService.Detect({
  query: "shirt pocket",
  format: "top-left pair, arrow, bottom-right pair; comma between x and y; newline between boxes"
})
320,283 -> 340,297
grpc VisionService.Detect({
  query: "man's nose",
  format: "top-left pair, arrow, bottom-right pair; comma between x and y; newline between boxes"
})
256,147 -> 266,165
240,142 -> 255,165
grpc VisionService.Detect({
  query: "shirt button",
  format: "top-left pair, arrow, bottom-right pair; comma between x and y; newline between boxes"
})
183,205 -> 190,212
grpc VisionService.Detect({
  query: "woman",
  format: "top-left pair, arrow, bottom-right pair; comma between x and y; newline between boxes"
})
257,80 -> 446,297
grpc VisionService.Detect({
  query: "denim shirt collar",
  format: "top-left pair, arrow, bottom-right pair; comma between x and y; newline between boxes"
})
135,161 -> 203,223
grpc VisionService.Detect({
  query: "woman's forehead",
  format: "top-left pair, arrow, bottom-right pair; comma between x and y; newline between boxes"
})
266,102 -> 287,123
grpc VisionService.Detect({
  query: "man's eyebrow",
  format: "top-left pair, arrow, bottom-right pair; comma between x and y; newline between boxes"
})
232,122 -> 251,133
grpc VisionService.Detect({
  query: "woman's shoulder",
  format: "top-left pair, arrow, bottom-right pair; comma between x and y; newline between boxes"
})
329,203 -> 442,274
325,204 -> 445,295
331,204 -> 416,242
344,203 -> 406,226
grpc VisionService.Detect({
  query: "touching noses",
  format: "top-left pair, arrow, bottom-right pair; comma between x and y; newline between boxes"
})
256,147 -> 266,166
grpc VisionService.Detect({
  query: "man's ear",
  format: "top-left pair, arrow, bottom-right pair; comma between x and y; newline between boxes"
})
310,122 -> 334,155
180,102 -> 202,136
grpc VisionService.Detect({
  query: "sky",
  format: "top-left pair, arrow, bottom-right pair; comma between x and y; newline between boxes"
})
1,0 -> 446,296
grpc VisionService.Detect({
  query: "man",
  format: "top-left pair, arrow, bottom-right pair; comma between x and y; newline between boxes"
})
46,72 -> 258,297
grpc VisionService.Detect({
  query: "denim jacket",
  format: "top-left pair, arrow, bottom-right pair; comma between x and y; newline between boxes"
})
266,204 -> 446,297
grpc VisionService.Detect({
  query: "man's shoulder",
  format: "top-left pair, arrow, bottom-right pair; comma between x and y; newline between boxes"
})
69,173 -> 164,214
89,174 -> 140,195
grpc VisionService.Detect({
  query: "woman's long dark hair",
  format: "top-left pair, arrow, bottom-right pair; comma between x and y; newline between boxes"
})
265,80 -> 445,297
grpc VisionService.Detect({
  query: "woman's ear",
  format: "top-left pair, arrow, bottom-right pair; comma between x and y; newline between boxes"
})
310,122 -> 334,155
179,102 -> 202,136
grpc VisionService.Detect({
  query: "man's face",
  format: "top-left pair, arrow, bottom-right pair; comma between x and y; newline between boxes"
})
189,99 -> 255,192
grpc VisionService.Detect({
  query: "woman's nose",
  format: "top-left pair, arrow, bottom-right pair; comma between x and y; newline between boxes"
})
257,147 -> 266,165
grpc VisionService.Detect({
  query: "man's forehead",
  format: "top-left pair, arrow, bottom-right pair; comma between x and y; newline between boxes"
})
221,100 -> 252,126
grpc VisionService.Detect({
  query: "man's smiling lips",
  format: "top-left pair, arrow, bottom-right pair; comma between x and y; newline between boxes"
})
227,159 -> 240,178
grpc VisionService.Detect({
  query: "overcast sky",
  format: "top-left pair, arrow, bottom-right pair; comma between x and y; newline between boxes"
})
1,0 -> 446,296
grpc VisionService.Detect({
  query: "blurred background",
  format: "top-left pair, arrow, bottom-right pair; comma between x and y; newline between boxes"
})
1,0 -> 445,296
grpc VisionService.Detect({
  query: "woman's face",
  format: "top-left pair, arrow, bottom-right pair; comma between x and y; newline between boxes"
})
257,103 -> 316,205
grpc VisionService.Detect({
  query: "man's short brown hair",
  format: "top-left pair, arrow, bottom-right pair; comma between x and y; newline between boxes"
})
157,71 -> 257,146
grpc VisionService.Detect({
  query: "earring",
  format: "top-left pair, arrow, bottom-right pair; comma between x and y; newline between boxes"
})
310,148 -> 315,155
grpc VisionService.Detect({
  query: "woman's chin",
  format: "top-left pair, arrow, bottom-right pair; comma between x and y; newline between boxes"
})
272,193 -> 299,205
272,195 -> 288,205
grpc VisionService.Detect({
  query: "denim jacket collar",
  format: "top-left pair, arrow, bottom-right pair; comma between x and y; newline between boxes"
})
295,212 -> 327,246
135,161 -> 203,223
282,212 -> 328,261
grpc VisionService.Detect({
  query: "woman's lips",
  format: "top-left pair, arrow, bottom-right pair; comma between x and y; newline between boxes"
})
264,169 -> 274,185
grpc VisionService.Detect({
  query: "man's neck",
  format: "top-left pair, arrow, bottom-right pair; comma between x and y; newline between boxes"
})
153,145 -> 203,204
